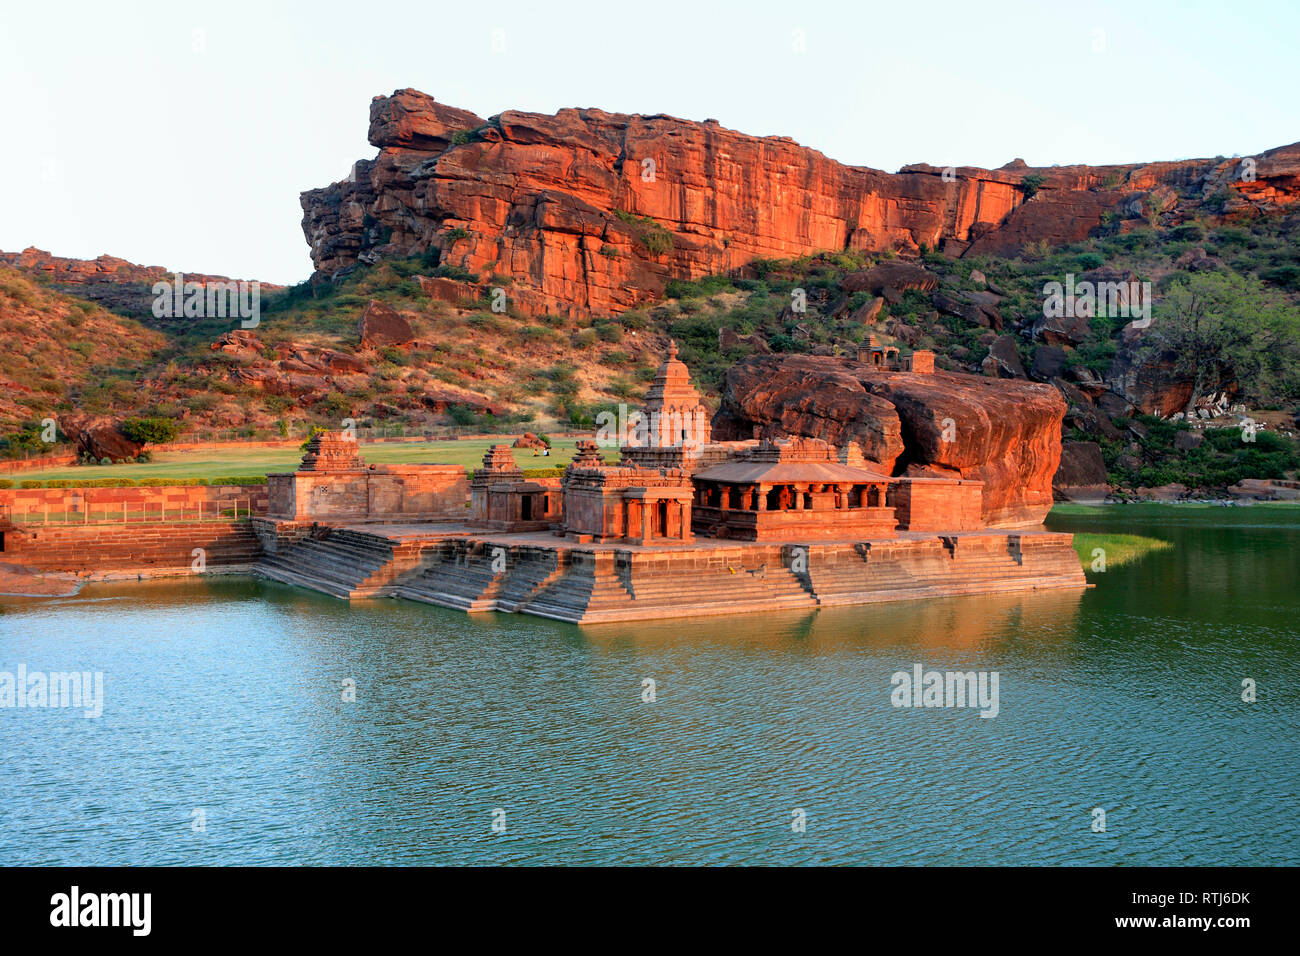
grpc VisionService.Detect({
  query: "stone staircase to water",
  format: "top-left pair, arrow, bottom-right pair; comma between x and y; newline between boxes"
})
256,528 -> 1085,621
804,534 -> 1085,606
395,542 -> 819,623
256,527 -> 429,599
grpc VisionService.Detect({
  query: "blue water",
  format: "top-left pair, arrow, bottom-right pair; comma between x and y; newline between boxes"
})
1,507 -> 1296,865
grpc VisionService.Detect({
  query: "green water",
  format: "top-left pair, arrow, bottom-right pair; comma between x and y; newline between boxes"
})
0,505 -> 1296,865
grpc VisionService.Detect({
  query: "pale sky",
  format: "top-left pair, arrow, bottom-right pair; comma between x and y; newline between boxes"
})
2,0 -> 1297,285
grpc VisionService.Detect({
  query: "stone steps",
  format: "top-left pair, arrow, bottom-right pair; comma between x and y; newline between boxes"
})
255,528 -> 428,599
253,529 -> 1086,623
522,557 -> 818,623
805,539 -> 1085,605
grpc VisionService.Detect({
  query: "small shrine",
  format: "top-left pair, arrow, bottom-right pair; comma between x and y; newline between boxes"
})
470,444 -> 561,531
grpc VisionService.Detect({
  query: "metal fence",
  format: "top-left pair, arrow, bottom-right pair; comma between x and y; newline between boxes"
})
3,498 -> 256,527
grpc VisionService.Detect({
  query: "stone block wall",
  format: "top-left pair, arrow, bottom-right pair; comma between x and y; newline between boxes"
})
266,466 -> 469,521
889,478 -> 984,531
0,520 -> 262,574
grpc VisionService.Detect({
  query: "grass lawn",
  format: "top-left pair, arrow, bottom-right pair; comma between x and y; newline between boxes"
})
1069,532 -> 1174,572
7,437 -> 580,484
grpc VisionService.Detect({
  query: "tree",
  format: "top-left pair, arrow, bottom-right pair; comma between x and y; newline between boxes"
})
1146,272 -> 1300,413
119,417 -> 179,446
1019,174 -> 1045,199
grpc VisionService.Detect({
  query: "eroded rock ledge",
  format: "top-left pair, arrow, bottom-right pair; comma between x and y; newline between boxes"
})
302,88 -> 1300,315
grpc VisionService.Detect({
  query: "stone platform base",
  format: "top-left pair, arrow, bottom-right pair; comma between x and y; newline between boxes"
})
253,524 -> 1087,624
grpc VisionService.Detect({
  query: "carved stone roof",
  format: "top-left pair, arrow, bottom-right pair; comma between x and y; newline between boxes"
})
298,430 -> 366,472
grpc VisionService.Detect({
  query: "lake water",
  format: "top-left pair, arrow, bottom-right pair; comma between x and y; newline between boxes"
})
2,507 -> 1296,865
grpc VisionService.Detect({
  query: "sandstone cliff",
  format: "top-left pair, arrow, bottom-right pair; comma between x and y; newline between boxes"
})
713,354 -> 1066,527
302,88 -> 1300,316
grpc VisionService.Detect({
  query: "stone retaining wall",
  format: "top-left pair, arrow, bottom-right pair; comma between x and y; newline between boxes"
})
0,520 -> 262,576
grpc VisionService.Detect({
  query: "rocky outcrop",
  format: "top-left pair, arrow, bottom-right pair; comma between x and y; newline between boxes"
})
714,354 -> 1067,527
0,247 -> 276,319
713,356 -> 906,467
302,88 -> 1300,316
513,432 -> 548,451
358,300 -> 414,347
1053,441 -> 1110,500
61,416 -> 143,463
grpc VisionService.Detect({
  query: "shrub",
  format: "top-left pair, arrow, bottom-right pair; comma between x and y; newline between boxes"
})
595,321 -> 624,343
614,210 -> 674,256
0,479 -> 12,489
120,417 -> 180,445
1019,174 -> 1046,198
447,404 -> 480,426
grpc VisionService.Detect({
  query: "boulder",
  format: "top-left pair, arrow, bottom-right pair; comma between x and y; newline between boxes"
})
1053,441 -> 1110,500
712,355 -> 905,468
416,274 -> 479,305
848,296 -> 886,325
513,432 -> 548,450
841,263 -> 940,298
62,417 -> 143,463
1031,345 -> 1068,380
718,327 -> 772,353
367,89 -> 486,151
358,300 -> 415,348
932,290 -> 1003,329
982,334 -> 1026,378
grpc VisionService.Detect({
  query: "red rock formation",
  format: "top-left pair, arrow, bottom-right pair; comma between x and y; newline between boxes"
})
301,89 -> 1300,317
1054,441 -> 1110,500
358,300 -> 414,347
60,416 -> 143,463
714,354 -> 1066,527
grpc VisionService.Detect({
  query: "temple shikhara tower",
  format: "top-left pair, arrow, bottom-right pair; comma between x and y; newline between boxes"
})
638,340 -> 711,447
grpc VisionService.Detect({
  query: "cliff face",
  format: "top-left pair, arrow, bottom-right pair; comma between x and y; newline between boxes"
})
302,88 -> 1300,315
713,354 -> 1067,528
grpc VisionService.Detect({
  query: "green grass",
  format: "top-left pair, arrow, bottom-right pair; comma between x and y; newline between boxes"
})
1051,501 -> 1300,518
7,437 -> 580,484
1070,532 -> 1174,572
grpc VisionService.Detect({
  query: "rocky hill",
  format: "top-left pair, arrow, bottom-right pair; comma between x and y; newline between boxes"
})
301,88 -> 1300,316
0,266 -> 166,431
0,247 -> 277,324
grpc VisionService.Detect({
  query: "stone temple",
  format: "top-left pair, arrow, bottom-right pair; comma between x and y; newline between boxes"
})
254,345 -> 1085,622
